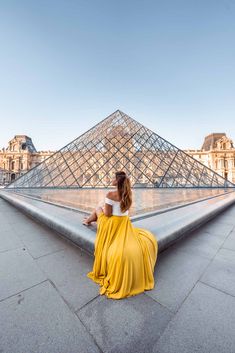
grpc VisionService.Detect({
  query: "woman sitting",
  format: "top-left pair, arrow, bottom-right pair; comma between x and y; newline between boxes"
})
83,170 -> 158,299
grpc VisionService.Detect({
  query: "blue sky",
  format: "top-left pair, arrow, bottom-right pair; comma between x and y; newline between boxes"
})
0,0 -> 234,151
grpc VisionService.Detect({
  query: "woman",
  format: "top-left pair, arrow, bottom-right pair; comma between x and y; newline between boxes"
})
83,171 -> 158,299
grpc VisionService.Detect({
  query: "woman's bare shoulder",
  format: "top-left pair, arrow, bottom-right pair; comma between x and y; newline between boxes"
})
106,191 -> 118,201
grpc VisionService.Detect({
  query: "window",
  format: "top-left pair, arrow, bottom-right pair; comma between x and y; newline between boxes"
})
11,161 -> 15,170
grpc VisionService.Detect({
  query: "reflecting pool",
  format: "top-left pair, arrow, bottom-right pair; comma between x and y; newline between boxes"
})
8,188 -> 231,216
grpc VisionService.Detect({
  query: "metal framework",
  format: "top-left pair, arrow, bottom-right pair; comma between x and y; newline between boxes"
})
6,110 -> 235,189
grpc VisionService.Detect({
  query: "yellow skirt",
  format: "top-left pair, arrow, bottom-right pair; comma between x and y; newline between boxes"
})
87,212 -> 158,299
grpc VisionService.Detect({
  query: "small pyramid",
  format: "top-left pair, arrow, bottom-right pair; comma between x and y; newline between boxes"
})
7,110 -> 234,188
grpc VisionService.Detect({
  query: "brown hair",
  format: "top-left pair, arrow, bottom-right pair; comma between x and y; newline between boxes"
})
115,171 -> 132,212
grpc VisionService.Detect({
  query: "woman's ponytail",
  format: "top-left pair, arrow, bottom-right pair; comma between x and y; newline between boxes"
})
115,171 -> 132,212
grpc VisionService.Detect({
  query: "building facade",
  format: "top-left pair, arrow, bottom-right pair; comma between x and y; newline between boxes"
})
184,133 -> 235,184
0,135 -> 54,186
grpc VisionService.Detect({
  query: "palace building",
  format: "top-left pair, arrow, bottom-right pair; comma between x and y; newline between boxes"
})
185,133 -> 235,184
0,135 -> 54,186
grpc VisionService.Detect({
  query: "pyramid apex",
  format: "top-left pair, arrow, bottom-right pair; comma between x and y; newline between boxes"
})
113,109 -> 127,115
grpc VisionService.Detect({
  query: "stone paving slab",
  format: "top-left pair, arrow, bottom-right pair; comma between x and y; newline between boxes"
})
11,218 -> 68,259
168,228 -> 224,260
222,230 -> 235,251
77,293 -> 173,353
36,245 -> 100,311
200,247 -> 235,297
153,281 -> 235,353
0,227 -> 23,253
201,220 -> 234,239
0,280 -> 101,353
144,244 -> 211,313
0,247 -> 47,301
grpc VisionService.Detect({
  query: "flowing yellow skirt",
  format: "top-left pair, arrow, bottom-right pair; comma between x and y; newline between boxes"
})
87,212 -> 158,299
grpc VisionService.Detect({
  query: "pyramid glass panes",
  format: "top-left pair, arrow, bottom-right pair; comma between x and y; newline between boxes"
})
7,110 -> 235,189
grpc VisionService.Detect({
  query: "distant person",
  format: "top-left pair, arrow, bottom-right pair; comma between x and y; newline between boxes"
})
83,170 -> 158,299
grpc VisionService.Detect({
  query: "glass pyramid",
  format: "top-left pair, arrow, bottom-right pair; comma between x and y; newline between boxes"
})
6,110 -> 235,189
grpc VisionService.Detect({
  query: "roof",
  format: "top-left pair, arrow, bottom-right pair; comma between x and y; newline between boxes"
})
201,133 -> 226,151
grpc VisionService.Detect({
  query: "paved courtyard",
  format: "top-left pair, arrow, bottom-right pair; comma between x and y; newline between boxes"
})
1,197 -> 235,353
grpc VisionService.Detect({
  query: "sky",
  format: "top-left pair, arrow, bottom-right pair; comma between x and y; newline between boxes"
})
0,0 -> 234,152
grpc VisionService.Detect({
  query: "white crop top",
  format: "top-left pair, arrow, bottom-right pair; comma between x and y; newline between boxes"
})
104,197 -> 129,216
